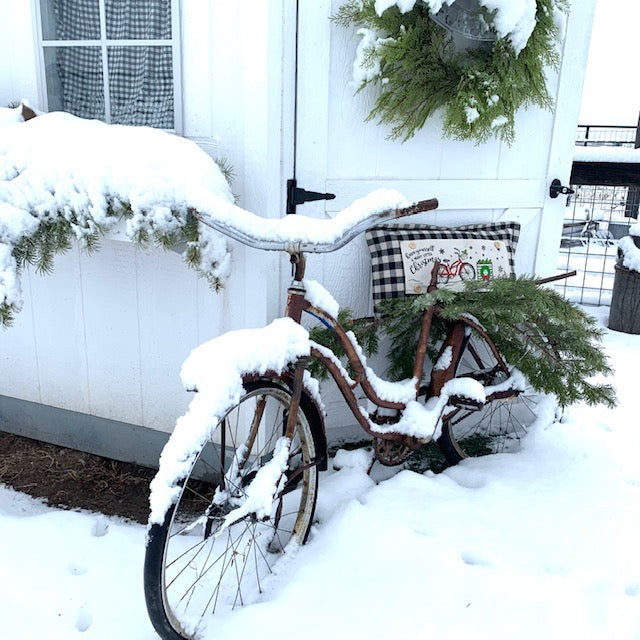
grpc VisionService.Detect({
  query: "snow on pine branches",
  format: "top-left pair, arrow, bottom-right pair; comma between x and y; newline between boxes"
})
0,110 -> 234,327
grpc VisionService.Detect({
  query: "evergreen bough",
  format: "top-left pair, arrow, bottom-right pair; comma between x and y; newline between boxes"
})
311,278 -> 616,409
334,0 -> 568,143
1,160 -> 234,329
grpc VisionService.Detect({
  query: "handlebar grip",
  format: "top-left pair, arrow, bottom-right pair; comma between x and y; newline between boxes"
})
395,198 -> 439,219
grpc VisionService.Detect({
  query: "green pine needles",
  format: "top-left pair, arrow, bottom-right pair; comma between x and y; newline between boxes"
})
334,0 -> 568,143
1,156 -> 235,328
311,277 -> 616,409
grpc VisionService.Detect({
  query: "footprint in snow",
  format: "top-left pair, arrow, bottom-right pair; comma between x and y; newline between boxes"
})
543,564 -> 570,575
75,604 -> 93,632
68,561 -> 88,576
625,582 -> 640,597
460,550 -> 493,568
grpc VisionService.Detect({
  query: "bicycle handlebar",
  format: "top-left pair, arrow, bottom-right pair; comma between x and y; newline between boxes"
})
192,192 -> 439,254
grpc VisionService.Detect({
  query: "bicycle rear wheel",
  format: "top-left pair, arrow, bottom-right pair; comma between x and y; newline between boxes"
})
144,381 -> 319,640
436,328 -> 553,465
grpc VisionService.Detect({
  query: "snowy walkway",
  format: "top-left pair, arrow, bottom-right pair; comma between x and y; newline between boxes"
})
1,307 -> 639,639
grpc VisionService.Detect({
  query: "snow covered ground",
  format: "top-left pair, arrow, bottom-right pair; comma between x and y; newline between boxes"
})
1,306 -> 639,640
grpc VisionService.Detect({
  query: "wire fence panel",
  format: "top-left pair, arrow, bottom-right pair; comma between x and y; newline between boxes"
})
556,123 -> 639,306
556,184 -> 632,306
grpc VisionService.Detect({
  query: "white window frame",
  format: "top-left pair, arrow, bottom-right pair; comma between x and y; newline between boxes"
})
32,0 -> 183,133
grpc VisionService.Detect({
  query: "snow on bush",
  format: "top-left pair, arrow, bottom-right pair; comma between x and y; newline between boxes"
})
0,104 -> 25,128
0,111 -> 234,325
1,110 -> 411,327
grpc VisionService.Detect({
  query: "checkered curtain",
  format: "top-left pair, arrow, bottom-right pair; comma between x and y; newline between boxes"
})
53,0 -> 174,128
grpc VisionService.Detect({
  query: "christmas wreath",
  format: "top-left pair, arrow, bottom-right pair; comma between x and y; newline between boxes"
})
334,0 -> 568,143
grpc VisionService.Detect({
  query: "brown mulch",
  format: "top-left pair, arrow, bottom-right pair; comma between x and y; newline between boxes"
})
0,431 -> 156,523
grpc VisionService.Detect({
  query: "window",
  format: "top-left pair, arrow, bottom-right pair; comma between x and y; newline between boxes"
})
36,0 -> 181,131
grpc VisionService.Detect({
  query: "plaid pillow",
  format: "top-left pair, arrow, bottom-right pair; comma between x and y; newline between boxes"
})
365,222 -> 520,304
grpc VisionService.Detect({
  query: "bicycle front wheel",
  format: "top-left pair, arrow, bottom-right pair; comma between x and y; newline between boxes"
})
437,328 -> 552,465
144,381 -> 319,640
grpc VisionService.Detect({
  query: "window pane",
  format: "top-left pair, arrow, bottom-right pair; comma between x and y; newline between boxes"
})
108,46 -> 174,128
40,0 -> 101,41
106,0 -> 172,40
44,46 -> 105,120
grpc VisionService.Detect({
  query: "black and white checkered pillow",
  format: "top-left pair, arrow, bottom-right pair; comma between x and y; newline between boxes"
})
365,222 -> 520,304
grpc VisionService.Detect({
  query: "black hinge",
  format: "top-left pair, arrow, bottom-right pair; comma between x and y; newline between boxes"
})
286,178 -> 336,215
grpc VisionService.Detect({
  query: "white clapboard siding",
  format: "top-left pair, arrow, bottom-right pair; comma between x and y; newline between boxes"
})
0,0 -> 596,444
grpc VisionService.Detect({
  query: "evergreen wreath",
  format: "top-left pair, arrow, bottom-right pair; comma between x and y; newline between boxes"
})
334,0 -> 568,143
310,277 -> 616,409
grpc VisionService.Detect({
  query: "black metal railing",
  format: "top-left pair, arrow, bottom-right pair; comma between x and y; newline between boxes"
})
576,124 -> 637,148
556,184 -> 631,306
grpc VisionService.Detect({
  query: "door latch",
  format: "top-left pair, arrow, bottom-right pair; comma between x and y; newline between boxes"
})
549,179 -> 575,199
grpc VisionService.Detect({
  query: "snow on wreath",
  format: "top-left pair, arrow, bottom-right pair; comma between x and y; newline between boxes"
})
334,0 -> 569,143
0,106 -> 235,328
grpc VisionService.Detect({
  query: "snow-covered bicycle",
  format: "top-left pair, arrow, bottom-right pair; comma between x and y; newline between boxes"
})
143,191 -> 550,639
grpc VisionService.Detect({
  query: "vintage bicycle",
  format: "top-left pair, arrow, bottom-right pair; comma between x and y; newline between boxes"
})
143,191 -> 550,640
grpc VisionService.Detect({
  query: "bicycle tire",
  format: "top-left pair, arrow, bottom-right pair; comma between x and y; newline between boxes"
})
459,263 -> 476,280
436,328 -> 552,464
144,380 -> 320,640
437,263 -> 450,286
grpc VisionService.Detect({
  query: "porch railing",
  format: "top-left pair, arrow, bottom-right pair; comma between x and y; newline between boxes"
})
576,124 -> 637,148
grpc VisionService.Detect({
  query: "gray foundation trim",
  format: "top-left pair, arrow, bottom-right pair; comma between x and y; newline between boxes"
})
0,395 -> 169,469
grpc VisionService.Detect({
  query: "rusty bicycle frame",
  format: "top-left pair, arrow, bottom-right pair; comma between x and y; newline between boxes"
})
195,197 -> 577,461
276,251 -> 516,453
145,195 -> 580,640
276,256 -> 575,462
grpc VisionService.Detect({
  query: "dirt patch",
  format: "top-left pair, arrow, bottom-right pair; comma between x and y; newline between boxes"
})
0,431 -> 156,523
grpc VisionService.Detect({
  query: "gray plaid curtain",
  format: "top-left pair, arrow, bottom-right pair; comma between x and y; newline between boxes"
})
53,0 -> 174,128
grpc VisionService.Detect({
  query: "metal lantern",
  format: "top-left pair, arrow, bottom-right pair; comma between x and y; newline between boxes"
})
429,0 -> 498,42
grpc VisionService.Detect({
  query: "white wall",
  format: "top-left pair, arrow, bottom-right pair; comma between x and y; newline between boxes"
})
0,0 -> 597,439
0,0 -> 288,432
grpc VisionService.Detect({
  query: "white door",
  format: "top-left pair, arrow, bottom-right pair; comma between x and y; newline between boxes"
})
291,0 -> 596,433
294,0 -> 596,296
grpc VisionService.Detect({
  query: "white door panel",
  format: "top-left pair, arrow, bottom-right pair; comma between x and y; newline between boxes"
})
293,1 -> 596,435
